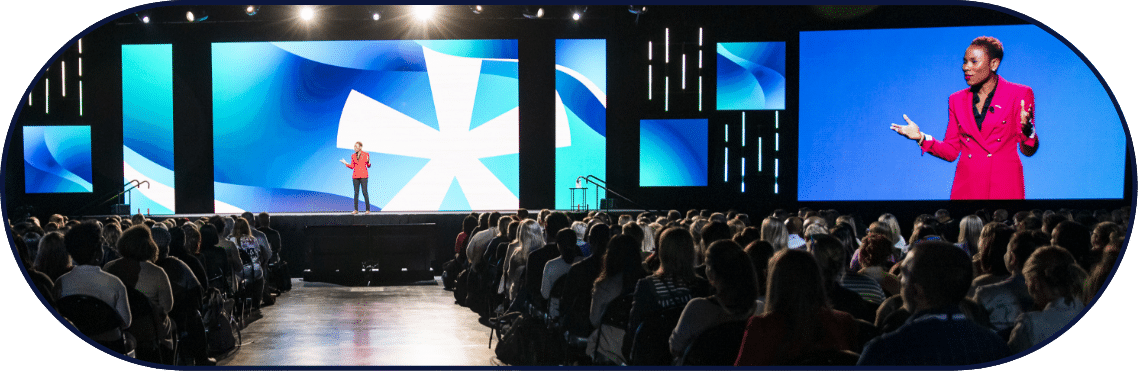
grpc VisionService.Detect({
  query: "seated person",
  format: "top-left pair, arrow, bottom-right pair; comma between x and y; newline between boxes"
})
55,222 -> 133,341
541,228 -> 585,319
858,241 -> 1010,366
670,240 -> 758,358
587,235 -> 647,365
1008,246 -> 1088,353
735,249 -> 858,366
973,230 -> 1049,334
104,225 -> 175,339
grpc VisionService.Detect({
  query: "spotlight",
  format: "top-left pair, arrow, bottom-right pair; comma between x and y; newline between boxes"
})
628,6 -> 647,14
245,6 -> 260,16
136,13 -> 150,23
372,12 -> 381,21
522,7 -> 544,19
414,5 -> 435,21
471,5 -> 482,15
299,6 -> 315,21
186,10 -> 208,23
573,13 -> 580,21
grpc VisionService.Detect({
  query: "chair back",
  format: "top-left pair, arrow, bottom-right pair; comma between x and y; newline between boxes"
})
628,306 -> 685,365
678,319 -> 748,366
56,295 -> 124,336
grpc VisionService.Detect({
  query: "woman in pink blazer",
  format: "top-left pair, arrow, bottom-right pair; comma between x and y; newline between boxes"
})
891,36 -> 1039,200
339,141 -> 372,214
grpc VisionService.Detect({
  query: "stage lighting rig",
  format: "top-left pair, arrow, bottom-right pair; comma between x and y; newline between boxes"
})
186,9 -> 208,23
245,6 -> 260,16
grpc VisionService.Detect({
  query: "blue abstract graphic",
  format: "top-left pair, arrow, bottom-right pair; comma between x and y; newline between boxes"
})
555,39 -> 607,209
798,25 -> 1125,201
717,42 -> 786,110
640,119 -> 708,187
122,44 -> 175,214
212,40 -> 519,212
24,126 -> 93,193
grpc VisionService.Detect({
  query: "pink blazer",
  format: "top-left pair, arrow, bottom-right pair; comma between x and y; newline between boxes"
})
920,76 -> 1039,200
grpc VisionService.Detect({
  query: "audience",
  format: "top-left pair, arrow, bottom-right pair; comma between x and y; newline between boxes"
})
104,225 -> 175,340
33,231 -> 72,282
541,228 -> 585,318
957,215 -> 984,256
968,222 -> 1015,298
808,234 -> 877,322
760,216 -> 789,251
857,233 -> 900,297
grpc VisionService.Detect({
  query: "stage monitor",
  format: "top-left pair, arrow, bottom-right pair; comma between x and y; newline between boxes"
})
555,39 -> 607,209
798,25 -> 1125,201
716,42 -> 786,111
23,125 -> 93,194
211,40 -> 519,212
122,44 -> 175,214
640,119 -> 708,187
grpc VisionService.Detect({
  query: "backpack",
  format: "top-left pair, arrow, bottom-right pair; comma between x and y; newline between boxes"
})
201,288 -> 238,356
236,236 -> 263,281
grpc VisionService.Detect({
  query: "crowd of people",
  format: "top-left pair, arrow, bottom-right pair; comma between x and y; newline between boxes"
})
446,206 -> 1128,366
10,212 -> 291,366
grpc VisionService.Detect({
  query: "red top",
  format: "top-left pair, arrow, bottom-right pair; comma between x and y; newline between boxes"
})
346,151 -> 371,178
734,309 -> 859,366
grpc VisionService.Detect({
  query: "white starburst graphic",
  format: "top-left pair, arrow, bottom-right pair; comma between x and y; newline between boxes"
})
335,46 -> 519,211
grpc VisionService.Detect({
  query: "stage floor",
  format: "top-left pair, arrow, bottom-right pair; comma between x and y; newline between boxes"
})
218,278 -> 500,366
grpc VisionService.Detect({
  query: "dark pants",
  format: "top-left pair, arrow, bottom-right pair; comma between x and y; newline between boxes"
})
353,177 -> 370,211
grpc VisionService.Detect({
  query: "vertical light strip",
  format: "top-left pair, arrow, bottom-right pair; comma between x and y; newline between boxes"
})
78,57 -> 83,77
775,182 -> 779,194
742,112 -> 746,146
775,159 -> 779,178
648,65 -> 652,100
758,137 -> 763,172
698,76 -> 703,111
775,111 -> 779,130
699,50 -> 703,69
664,77 -> 669,111
61,62 -> 66,97
648,41 -> 652,61
681,54 -> 686,90
665,28 -> 670,63
79,81 -> 84,116
78,38 -> 82,54
724,148 -> 729,182
28,92 -> 32,106
725,124 -> 729,143
45,78 -> 49,114
742,157 -> 746,193
742,158 -> 746,178
776,132 -> 780,151
699,27 -> 703,46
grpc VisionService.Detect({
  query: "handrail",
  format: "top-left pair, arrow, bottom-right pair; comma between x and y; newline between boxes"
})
73,179 -> 149,216
576,175 -> 654,213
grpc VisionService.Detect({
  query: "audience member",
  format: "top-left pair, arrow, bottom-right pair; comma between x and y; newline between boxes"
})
1008,246 -> 1087,353
857,233 -> 901,297
760,216 -> 789,251
56,222 -> 132,341
670,240 -> 758,357
33,231 -> 72,282
973,230 -> 1050,334
1050,221 -> 1093,270
807,234 -> 876,322
104,225 -> 175,339
957,215 -> 983,256
784,217 -> 806,249
541,228 -> 585,318
587,234 -> 648,365
744,240 -> 774,311
735,249 -> 858,366
858,241 -> 1010,365
968,223 -> 1015,298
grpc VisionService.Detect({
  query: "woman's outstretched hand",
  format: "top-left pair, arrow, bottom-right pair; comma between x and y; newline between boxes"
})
1020,99 -> 1034,136
890,114 -> 923,141
340,158 -> 349,165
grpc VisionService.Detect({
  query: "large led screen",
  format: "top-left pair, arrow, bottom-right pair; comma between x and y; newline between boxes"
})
23,125 -> 93,193
640,119 -> 708,187
798,25 -> 1125,201
716,42 -> 786,110
555,39 -> 606,209
122,44 -> 175,214
212,40 -> 519,212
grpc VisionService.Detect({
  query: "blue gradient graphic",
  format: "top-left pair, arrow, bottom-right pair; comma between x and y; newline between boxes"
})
717,42 -> 786,110
24,126 -> 93,193
122,44 -> 175,214
799,25 -> 1125,201
640,119 -> 708,187
212,40 -> 519,212
555,39 -> 607,209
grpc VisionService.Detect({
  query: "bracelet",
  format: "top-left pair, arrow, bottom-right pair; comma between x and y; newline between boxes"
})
917,132 -> 925,146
